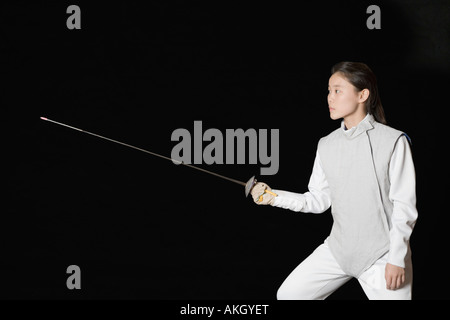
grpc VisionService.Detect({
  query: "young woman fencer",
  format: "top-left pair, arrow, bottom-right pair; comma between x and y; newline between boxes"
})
252,62 -> 418,300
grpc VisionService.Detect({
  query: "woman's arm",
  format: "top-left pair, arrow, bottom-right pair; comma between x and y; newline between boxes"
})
271,150 -> 332,213
386,135 -> 419,268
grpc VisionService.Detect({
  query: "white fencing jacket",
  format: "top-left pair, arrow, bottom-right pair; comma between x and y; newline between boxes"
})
272,114 -> 418,277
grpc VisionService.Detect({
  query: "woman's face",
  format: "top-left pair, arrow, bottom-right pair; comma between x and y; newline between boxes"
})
327,72 -> 363,121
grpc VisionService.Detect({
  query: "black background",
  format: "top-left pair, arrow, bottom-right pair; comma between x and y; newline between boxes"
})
3,1 -> 450,301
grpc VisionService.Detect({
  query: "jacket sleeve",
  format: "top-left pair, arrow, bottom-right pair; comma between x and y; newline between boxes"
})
386,135 -> 419,268
271,150 -> 331,213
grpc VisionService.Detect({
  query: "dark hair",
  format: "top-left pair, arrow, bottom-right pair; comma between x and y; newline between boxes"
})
331,61 -> 387,124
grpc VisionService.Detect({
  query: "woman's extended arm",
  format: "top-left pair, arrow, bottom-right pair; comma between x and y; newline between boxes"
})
271,150 -> 332,213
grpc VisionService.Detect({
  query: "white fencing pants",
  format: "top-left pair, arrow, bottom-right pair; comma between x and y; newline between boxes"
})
277,240 -> 412,300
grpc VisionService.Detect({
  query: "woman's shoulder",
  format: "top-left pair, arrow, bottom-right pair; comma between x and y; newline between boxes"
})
317,127 -> 341,145
372,120 -> 405,141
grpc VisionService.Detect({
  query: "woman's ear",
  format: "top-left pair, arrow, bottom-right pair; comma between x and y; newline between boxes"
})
358,89 -> 370,103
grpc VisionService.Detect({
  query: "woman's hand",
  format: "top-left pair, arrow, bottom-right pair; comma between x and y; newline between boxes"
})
385,263 -> 406,290
250,182 -> 276,205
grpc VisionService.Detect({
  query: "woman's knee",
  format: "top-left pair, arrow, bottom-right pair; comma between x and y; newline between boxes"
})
276,280 -> 311,300
277,287 -> 295,300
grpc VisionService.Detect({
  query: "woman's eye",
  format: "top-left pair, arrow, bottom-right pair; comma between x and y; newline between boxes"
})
335,90 -> 341,93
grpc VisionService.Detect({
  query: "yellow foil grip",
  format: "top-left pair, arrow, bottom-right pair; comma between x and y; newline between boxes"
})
258,189 -> 278,202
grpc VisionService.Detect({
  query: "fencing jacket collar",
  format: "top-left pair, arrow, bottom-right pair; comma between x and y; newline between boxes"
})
340,113 -> 374,139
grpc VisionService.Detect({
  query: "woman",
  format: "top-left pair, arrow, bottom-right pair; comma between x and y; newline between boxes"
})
252,62 -> 418,300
